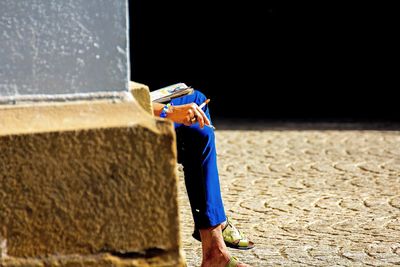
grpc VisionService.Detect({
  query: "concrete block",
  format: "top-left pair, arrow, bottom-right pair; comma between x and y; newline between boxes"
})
0,100 -> 184,266
129,81 -> 153,115
0,0 -> 129,96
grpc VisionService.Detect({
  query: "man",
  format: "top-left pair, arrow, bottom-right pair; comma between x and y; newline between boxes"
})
153,89 -> 254,267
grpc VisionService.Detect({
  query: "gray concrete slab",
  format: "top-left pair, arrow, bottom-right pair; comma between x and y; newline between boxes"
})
0,0 -> 129,98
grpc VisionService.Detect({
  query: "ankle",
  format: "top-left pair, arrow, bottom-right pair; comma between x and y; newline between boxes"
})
200,224 -> 230,259
204,245 -> 228,257
221,220 -> 227,229
203,249 -> 230,266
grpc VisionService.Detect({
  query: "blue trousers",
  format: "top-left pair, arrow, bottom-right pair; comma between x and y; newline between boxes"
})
171,90 -> 227,229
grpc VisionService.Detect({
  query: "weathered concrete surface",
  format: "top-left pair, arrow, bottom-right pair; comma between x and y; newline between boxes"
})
0,100 -> 184,266
129,81 -> 153,115
179,126 -> 400,266
0,0 -> 129,97
0,251 -> 183,267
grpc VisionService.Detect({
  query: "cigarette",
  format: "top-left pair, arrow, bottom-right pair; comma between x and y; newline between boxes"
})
206,124 -> 216,130
199,99 -> 210,109
198,99 -> 215,130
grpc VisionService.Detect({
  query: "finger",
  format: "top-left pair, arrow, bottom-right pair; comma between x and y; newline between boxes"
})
195,106 -> 210,126
193,108 -> 204,128
184,115 -> 192,126
187,108 -> 194,119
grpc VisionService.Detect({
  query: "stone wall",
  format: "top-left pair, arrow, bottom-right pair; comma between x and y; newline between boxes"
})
0,99 -> 185,266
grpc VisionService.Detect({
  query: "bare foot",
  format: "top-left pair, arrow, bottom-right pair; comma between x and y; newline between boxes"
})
202,255 -> 252,267
199,224 -> 252,267
201,250 -> 229,267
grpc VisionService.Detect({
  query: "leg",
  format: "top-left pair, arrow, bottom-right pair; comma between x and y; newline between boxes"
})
172,91 -> 251,266
171,90 -> 226,229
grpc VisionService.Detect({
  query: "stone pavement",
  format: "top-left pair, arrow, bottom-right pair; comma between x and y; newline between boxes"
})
178,125 -> 400,266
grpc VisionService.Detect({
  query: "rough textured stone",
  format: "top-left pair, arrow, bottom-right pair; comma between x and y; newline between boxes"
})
178,126 -> 400,266
0,100 -> 184,266
0,251 -> 184,267
129,81 -> 153,115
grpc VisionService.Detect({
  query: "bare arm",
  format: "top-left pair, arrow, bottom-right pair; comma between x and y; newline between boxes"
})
152,102 -> 210,128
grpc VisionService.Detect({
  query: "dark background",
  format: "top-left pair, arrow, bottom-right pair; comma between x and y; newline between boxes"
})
129,2 -> 398,122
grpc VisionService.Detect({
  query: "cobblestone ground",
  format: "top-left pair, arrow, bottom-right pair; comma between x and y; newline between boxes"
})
178,128 -> 400,266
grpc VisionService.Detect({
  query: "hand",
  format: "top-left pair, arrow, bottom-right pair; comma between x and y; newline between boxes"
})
167,103 -> 211,128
